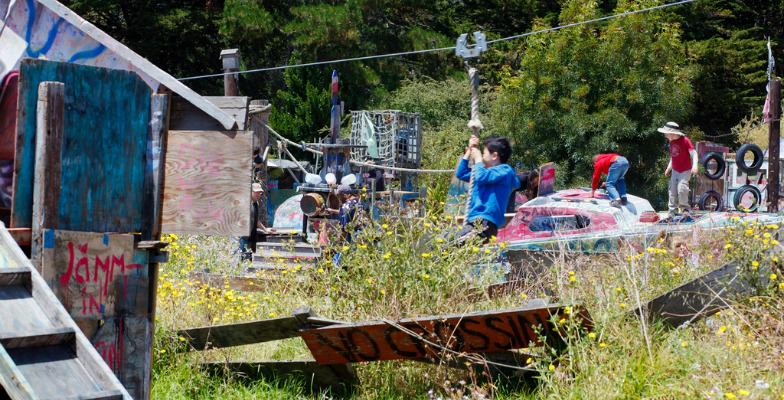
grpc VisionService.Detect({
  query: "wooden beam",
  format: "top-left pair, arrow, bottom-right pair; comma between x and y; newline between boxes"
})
637,261 -> 762,327
31,81 -> 63,268
300,305 -> 591,365
0,327 -> 75,349
178,309 -> 314,350
148,93 -> 170,240
768,79 -> 781,212
6,228 -> 32,247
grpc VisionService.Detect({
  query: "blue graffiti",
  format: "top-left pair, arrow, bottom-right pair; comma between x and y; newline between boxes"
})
24,0 -> 65,57
68,44 -> 106,63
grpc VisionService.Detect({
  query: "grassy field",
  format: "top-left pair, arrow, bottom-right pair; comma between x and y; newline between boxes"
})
151,212 -> 784,399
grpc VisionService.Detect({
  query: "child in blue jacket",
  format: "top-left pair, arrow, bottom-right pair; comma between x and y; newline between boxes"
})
454,136 -> 520,244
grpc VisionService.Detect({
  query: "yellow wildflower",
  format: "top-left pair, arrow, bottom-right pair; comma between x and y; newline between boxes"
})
738,389 -> 750,396
381,224 -> 389,229
421,252 -> 432,258
599,342 -> 607,348
725,393 -> 736,400
770,273 -> 778,281
680,340 -> 688,348
526,357 -> 533,364
548,364 -> 555,372
383,252 -> 392,260
472,246 -> 479,254
588,332 -> 597,339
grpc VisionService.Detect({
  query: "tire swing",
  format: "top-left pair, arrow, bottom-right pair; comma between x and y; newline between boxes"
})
735,144 -> 764,174
733,185 -> 761,213
697,190 -> 723,211
701,152 -> 726,180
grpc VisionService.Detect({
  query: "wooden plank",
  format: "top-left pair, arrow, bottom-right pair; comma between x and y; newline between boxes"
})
0,268 -> 30,287
7,228 -> 31,246
31,81 -> 64,269
8,344 -> 105,399
639,262 -> 758,327
149,93 -> 170,240
162,130 -> 252,236
179,309 -> 312,350
0,327 -> 75,349
205,96 -> 250,130
300,305 -> 591,365
39,229 -> 149,398
202,360 -> 357,394
12,60 -> 151,234
0,345 -> 36,400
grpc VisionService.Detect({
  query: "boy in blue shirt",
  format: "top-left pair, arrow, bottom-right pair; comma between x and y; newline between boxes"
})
454,136 -> 520,244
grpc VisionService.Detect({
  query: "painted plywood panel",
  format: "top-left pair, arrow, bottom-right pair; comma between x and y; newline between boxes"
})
162,130 -> 251,236
12,59 -> 151,233
39,229 -> 150,400
0,0 -> 235,129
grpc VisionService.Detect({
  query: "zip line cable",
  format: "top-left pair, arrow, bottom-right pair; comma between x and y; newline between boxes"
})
177,0 -> 695,82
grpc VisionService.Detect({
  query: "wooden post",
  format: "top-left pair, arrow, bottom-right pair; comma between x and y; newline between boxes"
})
31,81 -> 64,269
768,79 -> 781,212
149,94 -> 171,239
249,100 -> 271,227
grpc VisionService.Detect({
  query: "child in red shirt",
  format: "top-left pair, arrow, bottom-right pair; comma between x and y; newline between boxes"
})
591,153 -> 629,207
658,122 -> 697,215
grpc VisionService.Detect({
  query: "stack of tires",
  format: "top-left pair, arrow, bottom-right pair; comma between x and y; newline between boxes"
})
698,144 -> 763,213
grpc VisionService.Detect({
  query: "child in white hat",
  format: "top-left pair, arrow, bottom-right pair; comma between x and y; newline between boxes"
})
659,122 -> 698,216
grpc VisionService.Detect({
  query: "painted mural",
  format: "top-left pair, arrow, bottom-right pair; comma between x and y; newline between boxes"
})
0,0 -> 159,88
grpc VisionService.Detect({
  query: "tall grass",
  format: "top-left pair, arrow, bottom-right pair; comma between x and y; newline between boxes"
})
152,216 -> 784,399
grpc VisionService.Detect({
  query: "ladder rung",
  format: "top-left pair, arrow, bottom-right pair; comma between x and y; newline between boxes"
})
0,268 -> 31,287
0,327 -> 76,349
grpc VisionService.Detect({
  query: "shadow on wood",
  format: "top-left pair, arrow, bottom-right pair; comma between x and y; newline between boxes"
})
201,360 -> 357,395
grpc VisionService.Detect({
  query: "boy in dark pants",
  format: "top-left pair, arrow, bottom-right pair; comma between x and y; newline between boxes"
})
454,136 -> 520,244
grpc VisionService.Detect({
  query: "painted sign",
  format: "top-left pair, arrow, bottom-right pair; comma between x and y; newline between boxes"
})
538,163 -> 556,197
40,229 -> 151,399
300,305 -> 591,364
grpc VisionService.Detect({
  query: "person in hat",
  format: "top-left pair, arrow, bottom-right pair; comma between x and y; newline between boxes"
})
659,122 -> 698,216
591,152 -> 629,207
326,184 -> 363,242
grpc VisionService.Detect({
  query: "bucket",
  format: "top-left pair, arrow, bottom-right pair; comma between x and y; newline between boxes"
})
300,193 -> 325,216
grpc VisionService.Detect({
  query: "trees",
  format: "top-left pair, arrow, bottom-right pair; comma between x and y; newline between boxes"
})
492,0 -> 693,202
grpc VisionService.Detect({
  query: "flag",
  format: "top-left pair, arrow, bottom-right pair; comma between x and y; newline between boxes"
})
330,70 -> 340,142
764,38 -> 775,123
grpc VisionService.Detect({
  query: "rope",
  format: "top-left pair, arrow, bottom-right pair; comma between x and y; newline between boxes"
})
467,67 -> 483,132
380,319 -> 535,371
265,123 -> 453,174
349,159 -> 452,173
177,0 -> 695,81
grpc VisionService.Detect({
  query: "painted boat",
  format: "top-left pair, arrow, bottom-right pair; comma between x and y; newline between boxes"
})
494,188 -> 783,255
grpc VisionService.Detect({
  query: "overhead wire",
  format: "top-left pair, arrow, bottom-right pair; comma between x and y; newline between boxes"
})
177,0 -> 695,82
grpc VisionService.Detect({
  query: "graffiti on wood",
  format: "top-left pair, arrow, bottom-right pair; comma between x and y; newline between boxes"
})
39,229 -> 150,398
300,305 -> 591,365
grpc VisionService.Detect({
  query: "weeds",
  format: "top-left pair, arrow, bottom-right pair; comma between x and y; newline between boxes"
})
152,217 -> 784,399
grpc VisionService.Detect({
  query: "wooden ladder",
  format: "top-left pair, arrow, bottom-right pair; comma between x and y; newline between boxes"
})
0,223 -> 130,400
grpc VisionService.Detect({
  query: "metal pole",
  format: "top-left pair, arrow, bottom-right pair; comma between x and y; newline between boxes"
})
768,78 -> 781,212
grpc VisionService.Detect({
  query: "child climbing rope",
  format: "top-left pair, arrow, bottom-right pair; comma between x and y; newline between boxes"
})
453,136 -> 520,244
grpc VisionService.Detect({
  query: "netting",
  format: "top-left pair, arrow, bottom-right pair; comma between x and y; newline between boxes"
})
349,110 -> 421,169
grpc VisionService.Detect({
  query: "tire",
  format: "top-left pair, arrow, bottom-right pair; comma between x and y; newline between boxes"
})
697,190 -> 723,211
733,185 -> 761,213
701,152 -> 726,180
735,144 -> 764,174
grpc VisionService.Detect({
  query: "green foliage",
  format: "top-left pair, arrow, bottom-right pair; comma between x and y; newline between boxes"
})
492,0 -> 694,203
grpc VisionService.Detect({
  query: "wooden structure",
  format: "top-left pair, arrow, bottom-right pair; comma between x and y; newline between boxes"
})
0,222 -> 131,399
638,260 -> 771,327
5,61 -> 166,399
177,304 -> 591,392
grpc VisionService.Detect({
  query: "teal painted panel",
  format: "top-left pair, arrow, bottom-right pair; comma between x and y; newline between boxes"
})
13,59 -> 151,233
